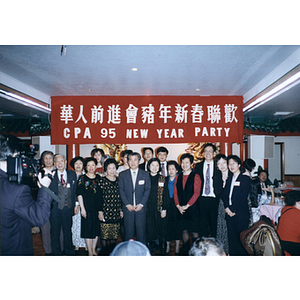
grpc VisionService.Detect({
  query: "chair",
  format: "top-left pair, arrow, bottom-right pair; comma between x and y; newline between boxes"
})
240,218 -> 283,256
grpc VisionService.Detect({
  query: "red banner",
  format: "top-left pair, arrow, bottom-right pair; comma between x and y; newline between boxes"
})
50,96 -> 244,144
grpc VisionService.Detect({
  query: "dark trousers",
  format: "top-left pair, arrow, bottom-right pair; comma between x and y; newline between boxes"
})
226,214 -> 248,256
123,208 -> 147,245
50,206 -> 75,255
199,196 -> 219,238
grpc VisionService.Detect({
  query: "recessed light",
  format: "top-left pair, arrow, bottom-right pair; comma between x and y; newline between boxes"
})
195,88 -> 201,92
88,89 -> 92,92
131,68 -> 138,71
273,111 -> 294,116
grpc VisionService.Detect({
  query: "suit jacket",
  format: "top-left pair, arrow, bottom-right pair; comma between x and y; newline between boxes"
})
194,160 -> 223,197
139,162 -> 147,171
222,172 -> 251,217
49,169 -> 77,214
118,168 -> 151,208
0,169 -> 52,255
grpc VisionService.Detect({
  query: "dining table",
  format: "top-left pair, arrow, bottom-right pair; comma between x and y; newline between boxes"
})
259,202 -> 284,224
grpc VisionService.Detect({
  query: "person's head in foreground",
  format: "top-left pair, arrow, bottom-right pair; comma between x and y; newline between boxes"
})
110,240 -> 151,256
189,237 -> 226,256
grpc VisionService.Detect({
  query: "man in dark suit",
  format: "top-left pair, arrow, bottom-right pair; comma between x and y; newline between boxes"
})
194,143 -> 223,238
49,154 -> 77,255
0,134 -> 54,255
139,147 -> 154,171
249,169 -> 270,207
119,152 -> 151,245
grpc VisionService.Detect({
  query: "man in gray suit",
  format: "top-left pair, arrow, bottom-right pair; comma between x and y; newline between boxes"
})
119,152 -> 151,245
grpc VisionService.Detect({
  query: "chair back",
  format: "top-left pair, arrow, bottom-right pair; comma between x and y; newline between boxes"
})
240,219 -> 283,256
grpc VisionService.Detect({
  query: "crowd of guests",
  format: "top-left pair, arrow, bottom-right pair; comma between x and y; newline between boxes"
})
31,143 -> 300,256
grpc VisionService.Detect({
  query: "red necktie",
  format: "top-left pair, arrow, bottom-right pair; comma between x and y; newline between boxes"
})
61,174 -> 66,187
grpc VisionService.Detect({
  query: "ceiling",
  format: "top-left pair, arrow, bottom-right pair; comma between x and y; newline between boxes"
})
1,45 -> 300,134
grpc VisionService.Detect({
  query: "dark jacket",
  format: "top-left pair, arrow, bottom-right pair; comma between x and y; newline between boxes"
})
223,173 -> 251,218
49,169 -> 77,214
194,160 -> 223,198
0,169 -> 52,255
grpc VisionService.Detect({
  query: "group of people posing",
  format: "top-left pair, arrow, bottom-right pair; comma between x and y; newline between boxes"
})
38,143 -> 299,256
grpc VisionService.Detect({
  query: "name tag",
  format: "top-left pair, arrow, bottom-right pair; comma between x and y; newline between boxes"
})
66,183 -> 71,188
138,180 -> 145,185
158,182 -> 164,187
234,181 -> 240,186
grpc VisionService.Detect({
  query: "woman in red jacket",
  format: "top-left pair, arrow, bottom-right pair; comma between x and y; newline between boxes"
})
277,190 -> 300,256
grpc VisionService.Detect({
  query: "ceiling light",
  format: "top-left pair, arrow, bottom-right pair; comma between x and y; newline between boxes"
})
0,88 -> 51,113
243,70 -> 300,113
88,89 -> 92,92
131,68 -> 138,71
195,89 -> 201,91
273,111 -> 294,116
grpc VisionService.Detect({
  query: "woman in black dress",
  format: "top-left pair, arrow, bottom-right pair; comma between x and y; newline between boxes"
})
76,157 -> 103,256
165,160 -> 182,254
146,157 -> 170,255
98,158 -> 123,255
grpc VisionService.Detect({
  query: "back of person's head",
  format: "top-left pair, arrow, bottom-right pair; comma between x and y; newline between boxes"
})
284,190 -> 300,206
189,237 -> 226,256
242,158 -> 256,172
110,240 -> 151,256
0,134 -> 21,161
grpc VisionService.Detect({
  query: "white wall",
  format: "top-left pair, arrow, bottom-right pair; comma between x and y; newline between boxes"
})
273,136 -> 300,175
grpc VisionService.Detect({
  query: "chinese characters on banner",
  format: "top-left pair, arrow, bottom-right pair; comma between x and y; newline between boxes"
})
50,96 -> 244,144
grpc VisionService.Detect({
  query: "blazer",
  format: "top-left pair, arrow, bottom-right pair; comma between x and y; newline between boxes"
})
194,160 -> 223,197
49,169 -> 77,213
0,169 -> 52,255
118,168 -> 151,208
222,172 -> 251,217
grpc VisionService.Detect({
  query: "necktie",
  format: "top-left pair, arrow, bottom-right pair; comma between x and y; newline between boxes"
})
132,171 -> 136,206
161,163 -> 166,176
61,174 -> 66,187
205,164 -> 210,195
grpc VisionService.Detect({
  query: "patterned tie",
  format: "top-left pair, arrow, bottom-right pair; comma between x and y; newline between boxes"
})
61,173 -> 66,187
205,164 -> 210,195
161,163 -> 166,176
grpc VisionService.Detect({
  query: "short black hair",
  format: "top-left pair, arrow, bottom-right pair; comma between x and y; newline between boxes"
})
128,152 -> 141,161
284,190 -> 300,206
156,146 -> 169,155
215,153 -> 227,164
91,148 -> 105,157
121,149 -> 133,158
103,158 -> 119,172
242,158 -> 256,172
147,157 -> 161,172
167,160 -> 181,172
70,156 -> 85,169
203,143 -> 216,152
228,155 -> 242,169
84,157 -> 97,168
142,147 -> 154,155
180,153 -> 194,164
0,134 -> 21,161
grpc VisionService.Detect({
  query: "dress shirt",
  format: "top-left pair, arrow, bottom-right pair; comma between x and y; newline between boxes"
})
201,160 -> 215,197
229,173 -> 239,206
57,170 -> 67,185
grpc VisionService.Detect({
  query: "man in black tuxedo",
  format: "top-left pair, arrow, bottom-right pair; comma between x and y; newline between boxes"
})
49,154 -> 77,255
119,152 -> 151,245
194,143 -> 223,238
